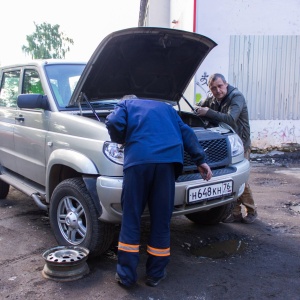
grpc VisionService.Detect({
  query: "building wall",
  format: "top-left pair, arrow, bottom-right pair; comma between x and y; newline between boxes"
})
195,0 -> 300,76
229,35 -> 300,121
228,35 -> 300,150
148,0 -> 171,27
140,0 -> 300,151
141,0 -> 195,109
194,0 -> 300,150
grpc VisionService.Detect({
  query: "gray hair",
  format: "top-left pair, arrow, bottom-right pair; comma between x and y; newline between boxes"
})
121,94 -> 137,100
208,73 -> 227,87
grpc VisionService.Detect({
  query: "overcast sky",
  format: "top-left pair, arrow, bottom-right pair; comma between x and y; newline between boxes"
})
0,0 -> 140,65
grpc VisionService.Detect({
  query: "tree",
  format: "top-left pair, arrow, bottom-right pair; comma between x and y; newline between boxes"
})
22,22 -> 74,59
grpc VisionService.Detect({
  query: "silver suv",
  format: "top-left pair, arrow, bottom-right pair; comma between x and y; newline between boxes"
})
0,27 -> 249,256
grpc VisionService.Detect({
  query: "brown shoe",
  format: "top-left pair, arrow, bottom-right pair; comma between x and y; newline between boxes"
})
223,213 -> 243,223
242,211 -> 257,224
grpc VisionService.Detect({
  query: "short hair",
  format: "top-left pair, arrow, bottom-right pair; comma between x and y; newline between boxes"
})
208,73 -> 227,87
121,94 -> 137,100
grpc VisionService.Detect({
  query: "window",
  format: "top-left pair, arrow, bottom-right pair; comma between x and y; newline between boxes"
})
45,64 -> 85,107
0,70 -> 21,107
23,69 -> 44,95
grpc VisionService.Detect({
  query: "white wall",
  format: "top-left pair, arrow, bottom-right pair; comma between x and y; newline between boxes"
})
148,0 -> 171,28
251,120 -> 300,151
169,0 -> 195,110
194,0 -> 300,150
196,0 -> 300,78
143,0 -> 300,150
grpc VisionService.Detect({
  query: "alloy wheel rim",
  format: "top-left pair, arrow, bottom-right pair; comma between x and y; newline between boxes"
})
57,196 -> 87,244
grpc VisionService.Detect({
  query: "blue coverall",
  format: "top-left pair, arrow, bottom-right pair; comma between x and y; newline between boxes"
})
105,98 -> 207,286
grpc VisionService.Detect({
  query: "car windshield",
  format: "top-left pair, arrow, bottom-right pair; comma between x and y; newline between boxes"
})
44,64 -> 86,108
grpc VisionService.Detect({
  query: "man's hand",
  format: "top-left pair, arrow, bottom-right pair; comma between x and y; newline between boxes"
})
195,107 -> 209,116
197,163 -> 212,181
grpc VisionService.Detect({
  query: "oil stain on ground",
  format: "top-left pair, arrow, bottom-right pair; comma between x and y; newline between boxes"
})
190,238 -> 247,259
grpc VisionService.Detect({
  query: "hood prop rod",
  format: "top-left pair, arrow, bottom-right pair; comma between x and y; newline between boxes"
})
82,93 -> 101,122
181,94 -> 207,129
181,93 -> 197,113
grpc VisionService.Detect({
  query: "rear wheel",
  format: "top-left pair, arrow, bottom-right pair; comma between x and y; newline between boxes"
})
0,179 -> 10,199
49,177 -> 115,257
185,202 -> 235,225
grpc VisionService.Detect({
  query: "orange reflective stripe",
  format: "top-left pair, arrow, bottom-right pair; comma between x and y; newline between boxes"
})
118,242 -> 140,253
147,245 -> 170,257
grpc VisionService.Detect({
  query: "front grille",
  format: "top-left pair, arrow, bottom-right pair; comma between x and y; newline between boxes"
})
183,137 -> 230,170
177,166 -> 236,182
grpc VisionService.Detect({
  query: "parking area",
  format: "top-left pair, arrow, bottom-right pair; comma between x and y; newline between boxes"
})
0,158 -> 300,300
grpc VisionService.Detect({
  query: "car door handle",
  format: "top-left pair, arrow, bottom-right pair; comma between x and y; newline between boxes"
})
15,115 -> 25,122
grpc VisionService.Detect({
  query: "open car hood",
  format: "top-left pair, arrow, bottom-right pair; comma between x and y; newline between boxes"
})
69,27 -> 217,105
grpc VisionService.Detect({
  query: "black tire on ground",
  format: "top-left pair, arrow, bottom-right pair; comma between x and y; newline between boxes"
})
0,179 -> 10,199
49,177 -> 115,257
185,202 -> 235,225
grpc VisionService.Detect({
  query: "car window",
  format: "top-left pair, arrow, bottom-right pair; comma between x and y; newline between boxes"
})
44,64 -> 85,107
0,70 -> 21,108
22,69 -> 44,95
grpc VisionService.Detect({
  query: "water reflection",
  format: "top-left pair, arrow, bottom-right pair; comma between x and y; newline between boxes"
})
191,239 -> 247,259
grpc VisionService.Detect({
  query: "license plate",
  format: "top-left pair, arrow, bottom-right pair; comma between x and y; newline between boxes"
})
187,180 -> 233,204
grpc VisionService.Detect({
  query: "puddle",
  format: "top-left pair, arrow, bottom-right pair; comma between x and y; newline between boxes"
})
283,201 -> 300,213
290,204 -> 300,213
285,203 -> 300,213
191,239 -> 247,259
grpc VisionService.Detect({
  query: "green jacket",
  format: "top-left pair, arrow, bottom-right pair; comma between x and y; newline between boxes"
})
198,85 -> 251,150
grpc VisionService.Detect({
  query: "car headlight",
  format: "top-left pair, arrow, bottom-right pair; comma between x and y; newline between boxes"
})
228,134 -> 244,157
103,142 -> 124,165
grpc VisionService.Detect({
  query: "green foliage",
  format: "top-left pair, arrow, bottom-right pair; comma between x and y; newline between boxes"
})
22,22 -> 74,59
195,93 -> 202,104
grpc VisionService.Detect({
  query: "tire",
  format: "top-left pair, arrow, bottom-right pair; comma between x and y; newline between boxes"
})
49,177 -> 115,257
185,202 -> 235,225
0,179 -> 10,199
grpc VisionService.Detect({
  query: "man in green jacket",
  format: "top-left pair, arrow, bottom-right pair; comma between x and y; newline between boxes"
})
195,73 -> 257,224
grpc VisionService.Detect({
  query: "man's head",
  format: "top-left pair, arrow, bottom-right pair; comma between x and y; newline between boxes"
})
121,94 -> 137,100
208,73 -> 228,100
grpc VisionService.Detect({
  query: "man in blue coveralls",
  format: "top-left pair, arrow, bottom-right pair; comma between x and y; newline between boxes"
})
105,95 -> 212,288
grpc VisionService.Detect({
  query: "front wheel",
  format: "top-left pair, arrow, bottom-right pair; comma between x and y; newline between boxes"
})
49,177 -> 115,257
185,202 -> 235,225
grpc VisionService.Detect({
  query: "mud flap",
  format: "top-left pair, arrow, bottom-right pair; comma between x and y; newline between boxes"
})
82,176 -> 102,218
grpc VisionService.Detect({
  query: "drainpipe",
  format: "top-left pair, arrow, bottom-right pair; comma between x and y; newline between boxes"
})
193,0 -> 197,32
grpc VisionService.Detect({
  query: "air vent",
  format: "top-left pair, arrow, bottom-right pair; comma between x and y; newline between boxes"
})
184,137 -> 230,170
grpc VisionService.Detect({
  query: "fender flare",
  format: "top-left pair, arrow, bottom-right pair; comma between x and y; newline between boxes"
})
46,149 -> 99,201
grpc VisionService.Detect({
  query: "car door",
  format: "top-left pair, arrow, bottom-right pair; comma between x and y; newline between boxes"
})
13,68 -> 49,186
0,68 -> 20,172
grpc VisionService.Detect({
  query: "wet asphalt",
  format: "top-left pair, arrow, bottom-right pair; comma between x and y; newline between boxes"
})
0,152 -> 300,299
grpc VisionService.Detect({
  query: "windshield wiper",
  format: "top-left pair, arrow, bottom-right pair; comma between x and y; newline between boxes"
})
65,103 -> 88,108
66,101 -> 116,109
89,102 -> 117,108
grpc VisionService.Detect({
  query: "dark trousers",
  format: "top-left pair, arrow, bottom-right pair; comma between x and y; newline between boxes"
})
117,163 -> 175,286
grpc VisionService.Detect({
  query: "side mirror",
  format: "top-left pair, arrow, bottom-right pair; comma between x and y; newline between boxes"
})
17,94 -> 50,110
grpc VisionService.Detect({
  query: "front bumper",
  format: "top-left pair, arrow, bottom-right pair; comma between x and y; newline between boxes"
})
96,159 -> 250,223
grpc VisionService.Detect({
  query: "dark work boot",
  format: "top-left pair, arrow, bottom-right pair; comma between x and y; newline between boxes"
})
145,271 -> 167,287
242,211 -> 258,224
223,213 -> 243,223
